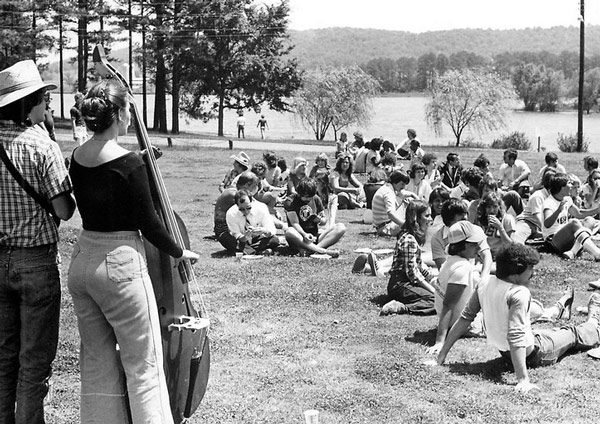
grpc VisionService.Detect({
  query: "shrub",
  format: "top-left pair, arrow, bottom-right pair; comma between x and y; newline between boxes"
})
460,137 -> 488,149
557,132 -> 589,153
490,131 -> 531,150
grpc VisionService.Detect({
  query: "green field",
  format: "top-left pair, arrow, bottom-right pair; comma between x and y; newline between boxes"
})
46,129 -> 600,423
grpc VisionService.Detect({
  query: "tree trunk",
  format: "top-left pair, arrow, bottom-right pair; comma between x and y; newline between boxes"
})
152,5 -> 168,133
171,56 -> 180,134
77,0 -> 87,93
218,89 -> 225,137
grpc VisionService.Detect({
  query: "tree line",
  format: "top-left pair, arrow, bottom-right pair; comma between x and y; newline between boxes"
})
0,0 -> 301,136
359,50 -> 600,113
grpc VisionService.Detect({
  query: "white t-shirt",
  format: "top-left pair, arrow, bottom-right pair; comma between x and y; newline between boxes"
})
435,255 -> 479,314
542,195 -> 573,240
498,159 -> 531,187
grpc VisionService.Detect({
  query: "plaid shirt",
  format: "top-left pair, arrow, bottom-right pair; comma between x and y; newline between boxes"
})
0,121 -> 72,247
389,230 -> 430,287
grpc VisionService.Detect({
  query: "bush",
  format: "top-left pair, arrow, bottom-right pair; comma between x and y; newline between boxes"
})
490,131 -> 531,150
460,136 -> 488,149
557,132 -> 589,153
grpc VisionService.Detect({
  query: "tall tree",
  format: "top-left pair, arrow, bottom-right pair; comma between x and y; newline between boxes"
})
294,66 -> 380,141
178,0 -> 301,137
426,69 -> 516,147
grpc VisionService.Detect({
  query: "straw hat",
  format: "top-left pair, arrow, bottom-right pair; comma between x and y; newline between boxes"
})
231,151 -> 250,168
0,60 -> 57,108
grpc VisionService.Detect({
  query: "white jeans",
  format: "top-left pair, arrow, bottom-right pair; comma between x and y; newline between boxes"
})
68,230 -> 173,424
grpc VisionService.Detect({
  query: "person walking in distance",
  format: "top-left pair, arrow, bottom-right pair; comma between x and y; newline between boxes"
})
237,110 -> 246,138
257,114 -> 268,139
70,92 -> 87,145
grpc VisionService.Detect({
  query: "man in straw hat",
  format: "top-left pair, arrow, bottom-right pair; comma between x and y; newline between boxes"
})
0,59 -> 75,423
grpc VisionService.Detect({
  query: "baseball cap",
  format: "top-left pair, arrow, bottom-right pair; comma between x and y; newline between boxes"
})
447,221 -> 486,244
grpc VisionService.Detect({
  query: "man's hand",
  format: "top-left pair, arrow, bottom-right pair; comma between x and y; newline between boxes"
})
488,215 -> 503,230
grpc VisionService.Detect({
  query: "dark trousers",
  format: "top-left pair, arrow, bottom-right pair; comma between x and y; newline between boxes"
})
0,244 -> 60,424
218,232 -> 279,254
387,279 -> 436,315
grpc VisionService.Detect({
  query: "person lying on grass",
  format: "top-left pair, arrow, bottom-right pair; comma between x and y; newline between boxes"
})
436,243 -> 600,393
542,173 -> 600,260
427,223 -> 574,355
284,177 -> 345,257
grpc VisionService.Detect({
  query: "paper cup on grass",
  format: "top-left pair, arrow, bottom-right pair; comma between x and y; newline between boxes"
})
304,409 -> 319,424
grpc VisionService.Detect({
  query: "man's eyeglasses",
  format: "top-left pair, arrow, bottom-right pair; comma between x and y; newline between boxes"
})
238,206 -> 252,212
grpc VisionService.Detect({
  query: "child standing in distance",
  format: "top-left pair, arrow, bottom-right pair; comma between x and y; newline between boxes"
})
256,114 -> 268,139
219,151 -> 250,192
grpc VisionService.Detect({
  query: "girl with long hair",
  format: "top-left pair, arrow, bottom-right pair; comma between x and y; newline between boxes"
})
382,200 -> 436,315
330,153 -> 363,209
476,192 -> 515,257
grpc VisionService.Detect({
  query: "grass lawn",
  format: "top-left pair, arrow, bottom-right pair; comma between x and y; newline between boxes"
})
45,130 -> 600,423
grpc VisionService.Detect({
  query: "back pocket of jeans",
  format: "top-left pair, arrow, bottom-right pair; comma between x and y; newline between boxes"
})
106,247 -> 138,283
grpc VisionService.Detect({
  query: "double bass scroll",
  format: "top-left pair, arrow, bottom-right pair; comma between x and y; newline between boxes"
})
92,44 -> 210,423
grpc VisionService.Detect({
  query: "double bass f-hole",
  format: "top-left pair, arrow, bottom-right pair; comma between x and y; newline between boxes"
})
92,44 -> 210,423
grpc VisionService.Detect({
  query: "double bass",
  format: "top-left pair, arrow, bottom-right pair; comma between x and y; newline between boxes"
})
93,45 -> 210,423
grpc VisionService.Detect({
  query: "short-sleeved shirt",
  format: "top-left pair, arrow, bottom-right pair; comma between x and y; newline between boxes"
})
435,255 -> 479,314
481,214 -> 516,256
371,184 -> 398,226
1,122 -> 72,247
284,193 -> 324,237
542,195 -> 573,240
498,159 -> 531,187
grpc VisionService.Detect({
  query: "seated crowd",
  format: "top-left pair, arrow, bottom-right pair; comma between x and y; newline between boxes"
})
212,129 -> 600,392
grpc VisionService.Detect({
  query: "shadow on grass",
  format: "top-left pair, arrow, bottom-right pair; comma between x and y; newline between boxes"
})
405,328 -> 437,346
211,250 -> 232,258
446,356 -> 509,384
369,294 -> 390,307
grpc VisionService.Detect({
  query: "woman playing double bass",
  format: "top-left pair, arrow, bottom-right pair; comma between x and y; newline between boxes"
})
67,79 -> 199,423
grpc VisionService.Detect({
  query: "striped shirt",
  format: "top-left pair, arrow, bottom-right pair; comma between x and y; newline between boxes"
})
371,184 -> 397,226
0,121 -> 72,247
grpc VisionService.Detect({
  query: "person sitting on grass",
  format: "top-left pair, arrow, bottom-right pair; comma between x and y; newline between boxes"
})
439,152 -> 462,191
406,161 -> 432,202
475,192 -> 516,258
422,152 -> 441,189
511,168 -> 556,244
431,199 -> 493,276
435,243 -> 600,393
284,178 -> 345,257
330,153 -> 363,209
542,173 -> 600,260
365,137 -> 382,175
381,152 -> 403,177
371,170 -> 417,237
263,151 -> 282,187
219,151 -> 249,192
214,171 -> 259,250
286,157 -> 308,196
532,152 -> 566,193
380,200 -> 437,316
498,148 -> 531,198
225,190 -> 280,256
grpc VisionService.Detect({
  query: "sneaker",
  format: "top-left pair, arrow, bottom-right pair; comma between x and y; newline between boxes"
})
352,254 -> 368,274
587,293 -> 600,323
262,248 -> 274,257
367,252 -> 380,276
561,251 -> 575,260
380,300 -> 408,316
589,280 -> 600,291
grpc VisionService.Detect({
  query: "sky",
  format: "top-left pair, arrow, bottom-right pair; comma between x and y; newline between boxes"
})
280,0 -> 600,33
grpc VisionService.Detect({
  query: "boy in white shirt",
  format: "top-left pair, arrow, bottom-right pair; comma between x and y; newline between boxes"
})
436,243 -> 600,393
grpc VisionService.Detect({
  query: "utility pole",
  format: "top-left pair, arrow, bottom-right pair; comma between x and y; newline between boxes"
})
577,0 -> 585,152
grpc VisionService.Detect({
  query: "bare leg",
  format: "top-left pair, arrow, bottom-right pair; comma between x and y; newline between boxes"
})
316,223 -> 346,251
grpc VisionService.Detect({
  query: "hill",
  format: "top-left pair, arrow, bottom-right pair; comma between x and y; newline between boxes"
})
288,26 -> 600,68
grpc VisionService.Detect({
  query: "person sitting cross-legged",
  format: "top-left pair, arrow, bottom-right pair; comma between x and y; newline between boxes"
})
225,190 -> 280,255
284,177 -> 346,257
436,243 -> 600,393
